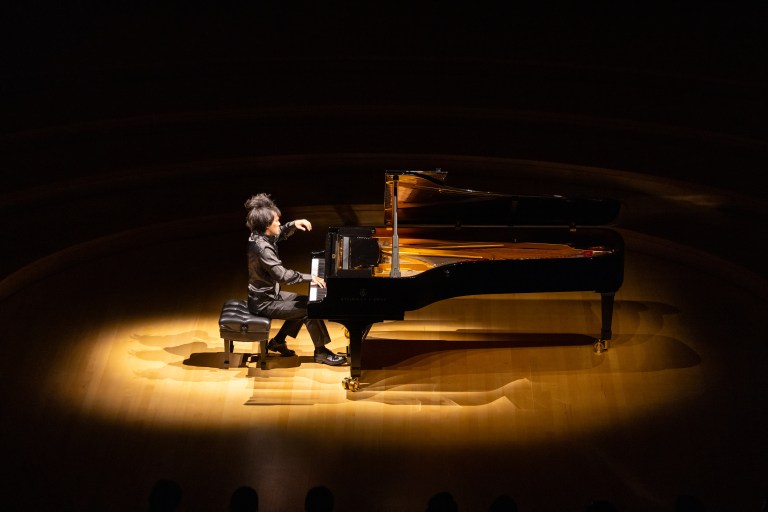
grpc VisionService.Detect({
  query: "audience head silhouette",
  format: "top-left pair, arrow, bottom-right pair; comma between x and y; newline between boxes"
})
426,491 -> 458,512
674,494 -> 705,511
305,485 -> 334,512
140,479 -> 765,510
229,485 -> 259,512
488,493 -> 518,512
583,500 -> 618,512
148,478 -> 182,512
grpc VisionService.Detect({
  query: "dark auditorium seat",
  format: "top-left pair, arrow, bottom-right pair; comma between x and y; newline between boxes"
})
218,299 -> 272,369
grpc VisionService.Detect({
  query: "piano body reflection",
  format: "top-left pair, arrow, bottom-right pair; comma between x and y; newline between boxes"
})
307,170 -> 624,387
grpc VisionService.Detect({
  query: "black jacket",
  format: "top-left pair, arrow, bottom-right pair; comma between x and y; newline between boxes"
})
247,221 -> 312,302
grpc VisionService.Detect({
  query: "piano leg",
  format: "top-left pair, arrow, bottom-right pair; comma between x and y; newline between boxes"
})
595,292 -> 615,353
340,321 -> 372,390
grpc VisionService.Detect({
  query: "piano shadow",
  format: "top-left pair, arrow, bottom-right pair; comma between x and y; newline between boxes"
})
338,332 -> 700,405
362,331 -> 594,368
356,297 -> 680,371
237,299 -> 697,405
236,332 -> 699,406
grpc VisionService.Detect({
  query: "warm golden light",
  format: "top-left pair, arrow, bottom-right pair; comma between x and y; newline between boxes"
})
42,290 -> 705,449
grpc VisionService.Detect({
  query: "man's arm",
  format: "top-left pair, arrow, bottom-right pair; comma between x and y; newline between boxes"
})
293,219 -> 312,231
278,219 -> 311,240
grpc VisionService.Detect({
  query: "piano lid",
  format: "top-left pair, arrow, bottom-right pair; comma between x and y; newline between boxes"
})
384,170 -> 621,228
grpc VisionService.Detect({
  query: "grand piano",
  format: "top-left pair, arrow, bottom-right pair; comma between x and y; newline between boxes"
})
308,170 -> 624,389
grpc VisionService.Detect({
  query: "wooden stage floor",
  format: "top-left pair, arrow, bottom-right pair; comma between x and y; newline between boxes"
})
2,189 -> 767,511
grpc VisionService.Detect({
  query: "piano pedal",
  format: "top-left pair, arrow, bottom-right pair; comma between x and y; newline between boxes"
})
342,377 -> 360,392
593,339 -> 608,354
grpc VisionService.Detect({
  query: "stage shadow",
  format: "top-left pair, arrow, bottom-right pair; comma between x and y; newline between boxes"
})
361,332 -> 595,370
243,332 -> 700,406
183,351 -> 251,369
129,299 -> 691,397
182,352 -> 310,370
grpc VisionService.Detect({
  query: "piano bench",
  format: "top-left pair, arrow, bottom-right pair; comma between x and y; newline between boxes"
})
218,299 -> 272,369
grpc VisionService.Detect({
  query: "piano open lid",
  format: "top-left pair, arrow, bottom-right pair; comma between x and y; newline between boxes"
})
384,170 -> 621,228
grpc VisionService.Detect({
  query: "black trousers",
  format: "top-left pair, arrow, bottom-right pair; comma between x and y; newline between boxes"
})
249,291 -> 330,348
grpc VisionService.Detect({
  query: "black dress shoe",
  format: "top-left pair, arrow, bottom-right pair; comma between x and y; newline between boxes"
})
267,339 -> 296,357
314,347 -> 347,366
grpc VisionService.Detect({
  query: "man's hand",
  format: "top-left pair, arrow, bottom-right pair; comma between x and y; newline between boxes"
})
294,219 -> 312,231
311,275 -> 326,288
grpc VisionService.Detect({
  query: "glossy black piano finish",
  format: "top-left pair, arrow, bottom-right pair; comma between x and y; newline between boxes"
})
308,170 -> 625,383
383,170 -> 622,228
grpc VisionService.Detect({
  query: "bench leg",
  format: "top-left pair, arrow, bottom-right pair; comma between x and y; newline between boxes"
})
224,339 -> 233,366
221,338 -> 269,369
258,340 -> 268,370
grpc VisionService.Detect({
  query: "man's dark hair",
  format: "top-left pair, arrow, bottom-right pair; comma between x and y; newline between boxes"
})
245,193 -> 281,233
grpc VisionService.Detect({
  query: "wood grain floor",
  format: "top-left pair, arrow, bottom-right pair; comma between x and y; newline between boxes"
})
3,190 -> 767,511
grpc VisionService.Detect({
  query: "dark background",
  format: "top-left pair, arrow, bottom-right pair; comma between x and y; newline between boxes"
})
3,3 -> 766,280
1,4 -> 767,510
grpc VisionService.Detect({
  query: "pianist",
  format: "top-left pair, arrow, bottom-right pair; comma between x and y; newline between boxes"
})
244,193 -> 347,366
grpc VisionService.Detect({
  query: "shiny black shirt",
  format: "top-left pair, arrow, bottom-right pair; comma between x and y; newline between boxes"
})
247,221 -> 312,302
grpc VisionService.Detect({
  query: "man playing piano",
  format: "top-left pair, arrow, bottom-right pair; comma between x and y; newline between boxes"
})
244,193 -> 347,366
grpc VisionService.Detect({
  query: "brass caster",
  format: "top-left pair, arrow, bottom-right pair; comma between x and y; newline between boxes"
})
342,377 -> 360,392
593,339 -> 608,354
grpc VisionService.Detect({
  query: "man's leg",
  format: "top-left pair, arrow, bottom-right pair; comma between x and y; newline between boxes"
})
253,292 -> 306,356
254,293 -> 346,366
308,318 -> 345,366
305,319 -> 331,348
267,293 -> 331,347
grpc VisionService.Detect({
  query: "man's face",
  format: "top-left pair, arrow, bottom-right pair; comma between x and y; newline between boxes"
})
265,213 -> 281,237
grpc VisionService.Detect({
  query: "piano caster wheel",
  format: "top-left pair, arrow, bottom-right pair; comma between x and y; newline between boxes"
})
342,377 -> 360,392
593,339 -> 608,354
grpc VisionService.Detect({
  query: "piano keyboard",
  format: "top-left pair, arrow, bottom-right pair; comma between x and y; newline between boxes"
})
309,253 -> 327,302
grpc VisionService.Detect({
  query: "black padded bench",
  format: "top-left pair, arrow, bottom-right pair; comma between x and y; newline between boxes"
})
218,299 -> 272,369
